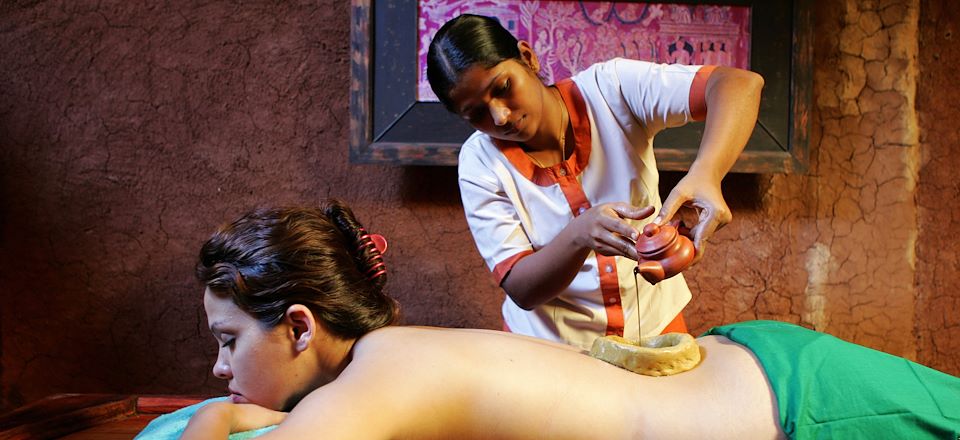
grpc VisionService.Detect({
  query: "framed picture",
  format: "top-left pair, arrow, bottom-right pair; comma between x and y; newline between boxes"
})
350,0 -> 810,173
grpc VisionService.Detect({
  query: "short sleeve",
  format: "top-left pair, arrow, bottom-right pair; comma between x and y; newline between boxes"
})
457,138 -> 534,285
595,58 -> 714,133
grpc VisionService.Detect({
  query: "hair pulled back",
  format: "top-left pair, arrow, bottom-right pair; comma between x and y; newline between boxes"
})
427,13 -> 521,110
196,200 -> 397,338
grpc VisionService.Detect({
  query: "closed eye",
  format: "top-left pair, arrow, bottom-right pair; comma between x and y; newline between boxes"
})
494,78 -> 511,96
221,338 -> 235,348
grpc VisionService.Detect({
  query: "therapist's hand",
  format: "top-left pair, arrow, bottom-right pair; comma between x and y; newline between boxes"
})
570,203 -> 655,260
655,172 -> 731,264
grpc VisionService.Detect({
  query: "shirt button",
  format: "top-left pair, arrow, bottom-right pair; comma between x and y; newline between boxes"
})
605,265 -> 613,273
578,206 -> 586,215
608,297 -> 619,304
559,168 -> 567,176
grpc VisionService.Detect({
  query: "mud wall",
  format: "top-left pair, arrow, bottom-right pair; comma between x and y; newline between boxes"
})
915,0 -> 960,376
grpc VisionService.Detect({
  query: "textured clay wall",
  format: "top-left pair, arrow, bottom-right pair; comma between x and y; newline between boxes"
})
0,0 -> 957,411
916,0 -> 960,375
0,1 -> 500,411
686,0 -> 924,357
682,0 -> 960,376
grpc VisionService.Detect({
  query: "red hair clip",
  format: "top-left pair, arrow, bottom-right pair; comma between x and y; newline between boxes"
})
357,234 -> 388,254
357,231 -> 388,280
366,260 -> 387,279
369,234 -> 388,254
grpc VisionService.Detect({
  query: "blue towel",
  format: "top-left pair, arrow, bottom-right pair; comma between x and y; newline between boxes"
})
134,396 -> 278,439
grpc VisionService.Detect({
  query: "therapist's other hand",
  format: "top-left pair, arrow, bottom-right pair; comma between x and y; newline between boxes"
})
655,173 -> 731,264
571,203 -> 655,260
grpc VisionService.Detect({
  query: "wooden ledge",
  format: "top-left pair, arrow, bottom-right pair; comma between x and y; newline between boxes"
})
0,394 -> 207,440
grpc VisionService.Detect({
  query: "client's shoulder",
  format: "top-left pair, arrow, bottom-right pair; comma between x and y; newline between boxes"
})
350,326 -> 460,360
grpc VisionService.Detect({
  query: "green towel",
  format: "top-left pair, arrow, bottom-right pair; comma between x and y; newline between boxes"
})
134,396 -> 277,439
704,320 -> 960,439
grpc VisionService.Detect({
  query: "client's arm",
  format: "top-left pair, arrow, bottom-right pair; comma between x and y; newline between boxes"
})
181,401 -> 286,438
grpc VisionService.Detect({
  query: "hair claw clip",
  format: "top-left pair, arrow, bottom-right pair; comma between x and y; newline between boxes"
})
358,233 -> 388,255
369,234 -> 388,255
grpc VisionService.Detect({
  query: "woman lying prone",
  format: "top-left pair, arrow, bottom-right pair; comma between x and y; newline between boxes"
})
177,201 -> 959,440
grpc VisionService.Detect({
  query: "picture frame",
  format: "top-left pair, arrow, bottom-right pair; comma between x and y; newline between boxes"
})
349,0 -> 811,173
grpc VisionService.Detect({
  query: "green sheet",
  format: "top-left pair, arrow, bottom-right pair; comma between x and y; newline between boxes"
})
705,320 -> 960,439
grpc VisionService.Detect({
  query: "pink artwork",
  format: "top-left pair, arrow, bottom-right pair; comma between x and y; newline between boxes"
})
418,1 -> 751,101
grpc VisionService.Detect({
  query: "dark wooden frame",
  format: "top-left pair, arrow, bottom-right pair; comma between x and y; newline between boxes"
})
350,0 -> 811,173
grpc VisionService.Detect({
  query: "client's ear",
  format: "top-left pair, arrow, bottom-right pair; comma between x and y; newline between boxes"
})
284,304 -> 317,352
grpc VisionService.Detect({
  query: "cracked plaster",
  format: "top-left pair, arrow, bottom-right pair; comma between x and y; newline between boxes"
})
681,0 -> 956,373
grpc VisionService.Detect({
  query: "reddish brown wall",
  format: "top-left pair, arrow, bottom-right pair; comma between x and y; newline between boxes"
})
680,0 -> 960,376
0,1 -> 498,410
916,0 -> 960,376
687,0 -> 923,354
0,0 -> 957,411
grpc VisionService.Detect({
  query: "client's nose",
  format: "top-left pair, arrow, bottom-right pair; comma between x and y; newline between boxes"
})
213,356 -> 232,380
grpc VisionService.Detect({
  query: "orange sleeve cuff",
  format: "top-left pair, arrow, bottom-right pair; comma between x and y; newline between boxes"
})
492,250 -> 534,285
689,65 -> 717,121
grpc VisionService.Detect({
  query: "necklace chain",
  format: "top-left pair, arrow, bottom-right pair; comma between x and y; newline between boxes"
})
528,89 -> 568,169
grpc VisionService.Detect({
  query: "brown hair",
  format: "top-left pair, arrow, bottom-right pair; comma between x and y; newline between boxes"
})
196,200 -> 398,338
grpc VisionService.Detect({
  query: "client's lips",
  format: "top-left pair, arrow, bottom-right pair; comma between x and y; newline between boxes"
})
229,391 -> 249,404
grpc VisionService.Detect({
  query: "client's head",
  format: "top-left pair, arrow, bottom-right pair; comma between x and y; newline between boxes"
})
196,200 -> 397,410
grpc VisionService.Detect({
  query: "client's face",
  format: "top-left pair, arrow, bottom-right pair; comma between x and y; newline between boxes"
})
203,287 -> 306,411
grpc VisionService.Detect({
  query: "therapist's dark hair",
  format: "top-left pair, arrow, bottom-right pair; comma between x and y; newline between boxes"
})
427,14 -> 522,111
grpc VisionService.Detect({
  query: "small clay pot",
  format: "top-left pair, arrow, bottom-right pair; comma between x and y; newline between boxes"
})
634,221 -> 695,285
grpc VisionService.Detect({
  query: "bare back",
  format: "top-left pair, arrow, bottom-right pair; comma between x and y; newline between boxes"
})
265,327 -> 785,440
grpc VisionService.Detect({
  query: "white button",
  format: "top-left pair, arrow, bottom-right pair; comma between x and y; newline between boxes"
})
578,207 -> 586,215
608,297 -> 618,304
605,265 -> 613,273
559,168 -> 567,176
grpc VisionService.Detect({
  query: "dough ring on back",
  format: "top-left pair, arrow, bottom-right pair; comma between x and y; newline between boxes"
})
589,333 -> 701,376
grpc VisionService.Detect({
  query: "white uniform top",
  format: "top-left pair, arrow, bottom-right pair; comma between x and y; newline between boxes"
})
458,58 -> 715,350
